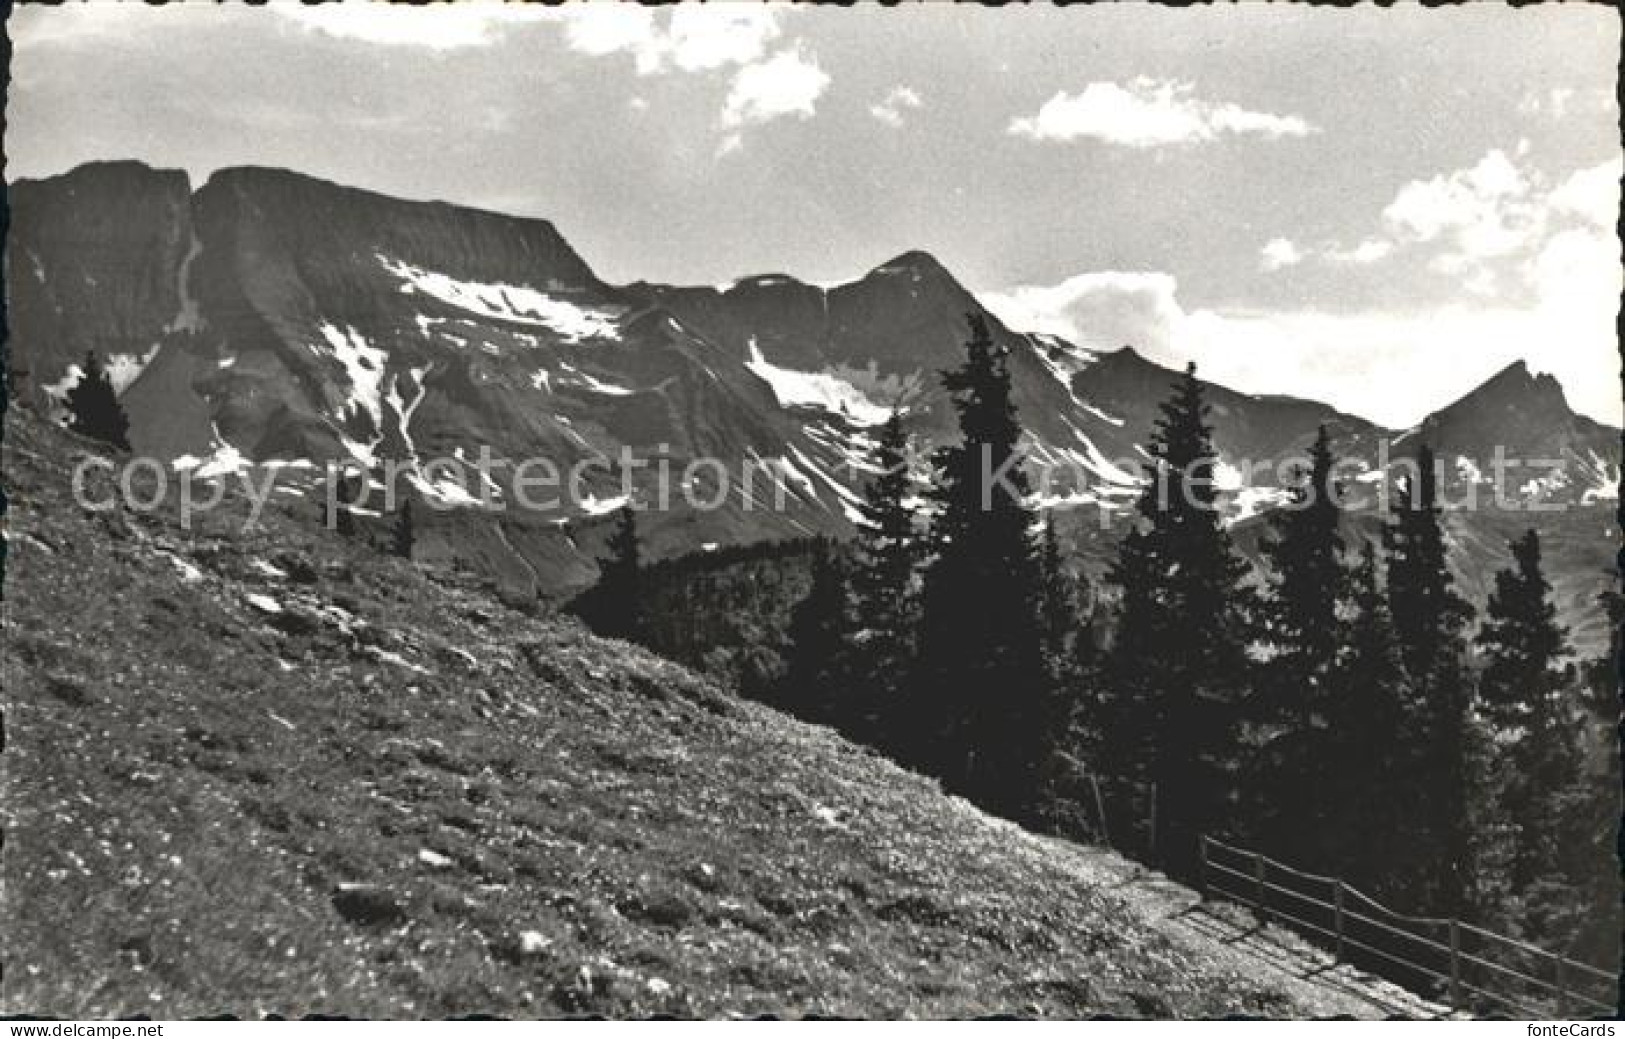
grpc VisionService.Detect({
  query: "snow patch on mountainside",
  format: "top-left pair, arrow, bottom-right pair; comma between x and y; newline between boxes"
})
378,255 -> 622,342
106,348 -> 159,394
579,493 -> 631,517
788,445 -> 867,524
1028,335 -> 1124,427
43,345 -> 159,408
559,364 -> 634,396
746,339 -> 890,426
172,424 -> 251,479
1519,468 -> 1571,501
1059,426 -> 1142,490
319,323 -> 388,431
1229,486 -> 1293,525
803,422 -> 881,479
1579,450 -> 1620,504
384,365 -> 432,468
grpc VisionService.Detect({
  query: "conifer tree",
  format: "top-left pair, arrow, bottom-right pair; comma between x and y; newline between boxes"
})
392,498 -> 415,559
847,411 -> 924,751
580,505 -> 647,644
1257,425 -> 1348,725
1036,516 -> 1080,680
333,470 -> 363,537
1326,540 -> 1417,897
65,351 -> 131,451
1383,444 -> 1480,915
1036,515 -> 1101,740
1476,530 -> 1579,890
781,539 -> 853,726
1246,425 -> 1349,863
1104,362 -> 1255,877
915,313 -> 1047,821
1033,514 -> 1101,835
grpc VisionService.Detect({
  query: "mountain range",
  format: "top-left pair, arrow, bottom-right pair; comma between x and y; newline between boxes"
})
6,160 -> 1620,650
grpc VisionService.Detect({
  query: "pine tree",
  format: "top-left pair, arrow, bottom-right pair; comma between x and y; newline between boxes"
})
1104,362 -> 1255,877
1036,516 -> 1079,679
1256,425 -> 1348,725
392,499 -> 415,559
580,505 -> 646,643
1383,444 -> 1480,915
1326,541 -> 1418,899
915,313 -> 1048,822
780,539 -> 853,726
1033,514 -> 1101,836
1246,425 -> 1349,865
333,470 -> 363,537
1476,530 -> 1579,891
847,411 -> 924,752
65,351 -> 131,451
1036,515 -> 1100,740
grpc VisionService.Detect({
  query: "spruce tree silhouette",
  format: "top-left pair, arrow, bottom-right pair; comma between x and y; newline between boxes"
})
915,314 -> 1047,823
1383,444 -> 1481,916
65,351 -> 131,451
1476,529 -> 1579,891
1033,514 -> 1100,834
847,411 -> 924,752
590,505 -> 647,643
1326,541 -> 1417,901
780,539 -> 853,726
1104,362 -> 1254,877
333,471 -> 362,537
392,499 -> 415,559
1247,425 -> 1350,866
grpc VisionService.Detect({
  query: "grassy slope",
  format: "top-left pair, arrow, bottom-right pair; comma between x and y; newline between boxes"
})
2,410 -> 1427,1018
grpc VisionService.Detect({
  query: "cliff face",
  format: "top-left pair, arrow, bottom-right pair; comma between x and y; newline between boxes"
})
8,161 -> 195,403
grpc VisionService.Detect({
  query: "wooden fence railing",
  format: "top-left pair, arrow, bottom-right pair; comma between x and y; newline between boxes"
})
1200,836 -> 1616,1018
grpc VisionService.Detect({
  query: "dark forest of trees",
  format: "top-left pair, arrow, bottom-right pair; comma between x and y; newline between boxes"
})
571,315 -> 1619,972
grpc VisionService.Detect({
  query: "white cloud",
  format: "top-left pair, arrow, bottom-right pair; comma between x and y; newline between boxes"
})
665,6 -> 781,72
1322,239 -> 1394,266
870,85 -> 923,128
981,271 -> 1183,351
981,224 -> 1622,428
554,4 -> 780,75
1548,156 -> 1622,228
1382,148 -> 1541,263
556,4 -> 659,62
1008,77 -> 1316,149
269,0 -> 550,50
1285,149 -> 1619,297
1260,238 -> 1303,272
721,48 -> 830,130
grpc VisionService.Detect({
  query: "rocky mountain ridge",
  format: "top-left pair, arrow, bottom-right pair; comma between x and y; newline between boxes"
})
6,161 -> 1619,618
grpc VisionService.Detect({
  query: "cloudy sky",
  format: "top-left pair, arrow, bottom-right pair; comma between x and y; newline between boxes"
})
9,2 -> 1622,426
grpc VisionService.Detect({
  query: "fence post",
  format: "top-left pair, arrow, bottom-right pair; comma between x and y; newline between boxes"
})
1089,775 -> 1110,847
1332,880 -> 1345,962
1554,953 -> 1567,1017
1197,836 -> 1209,901
1448,920 -> 1463,1011
1146,782 -> 1157,862
1253,851 -> 1268,923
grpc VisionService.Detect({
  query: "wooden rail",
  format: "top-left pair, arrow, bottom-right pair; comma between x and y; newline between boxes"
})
1199,836 -> 1616,1017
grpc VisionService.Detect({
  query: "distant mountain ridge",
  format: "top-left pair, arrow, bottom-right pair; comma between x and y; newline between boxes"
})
6,161 -> 1619,636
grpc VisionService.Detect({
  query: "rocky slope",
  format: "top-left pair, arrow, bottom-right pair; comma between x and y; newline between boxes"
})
6,161 -> 1619,629
1,409 -> 1447,1019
